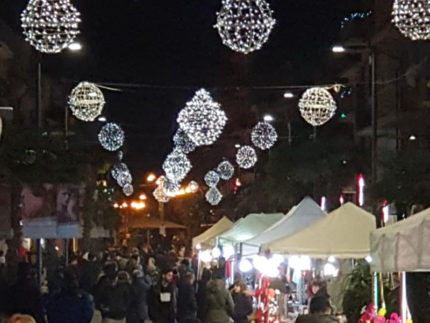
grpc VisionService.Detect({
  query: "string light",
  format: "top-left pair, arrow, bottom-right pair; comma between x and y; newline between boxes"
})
173,129 -> 196,154
204,171 -> 220,187
236,145 -> 257,169
251,121 -> 278,150
340,11 -> 372,29
68,82 -> 105,122
21,0 -> 81,53
298,87 -> 337,127
162,150 -> 192,182
217,160 -> 235,180
214,0 -> 276,54
177,89 -> 227,146
392,0 -> 430,40
98,123 -> 125,151
205,187 -> 223,206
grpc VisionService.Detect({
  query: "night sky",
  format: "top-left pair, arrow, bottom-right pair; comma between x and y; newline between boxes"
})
0,0 -> 367,179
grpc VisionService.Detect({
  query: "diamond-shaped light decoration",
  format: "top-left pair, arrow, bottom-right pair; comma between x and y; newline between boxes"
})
123,184 -> 134,197
21,0 -> 81,54
392,0 -> 430,40
177,89 -> 227,146
204,171 -> 220,187
214,0 -> 276,54
111,162 -> 129,180
163,178 -> 180,197
98,123 -> 125,151
206,187 -> 223,206
162,150 -> 192,182
251,121 -> 278,150
298,87 -> 337,127
217,160 -> 235,180
68,82 -> 105,122
236,145 -> 257,169
173,129 -> 196,154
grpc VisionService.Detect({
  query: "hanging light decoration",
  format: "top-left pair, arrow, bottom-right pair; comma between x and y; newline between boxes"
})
111,162 -> 129,180
236,145 -> 257,169
117,151 -> 124,161
214,0 -> 276,54
21,0 -> 81,54
68,82 -> 105,122
204,171 -> 220,187
298,87 -> 337,127
173,129 -> 196,154
177,89 -> 227,146
163,178 -> 180,197
217,160 -> 235,180
251,121 -> 278,150
123,184 -> 134,197
206,187 -> 223,206
162,150 -> 192,182
153,185 -> 170,203
98,122 -> 125,151
117,171 -> 132,188
392,0 -> 430,40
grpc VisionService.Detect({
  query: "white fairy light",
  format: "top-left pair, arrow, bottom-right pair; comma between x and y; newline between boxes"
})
68,82 -> 105,122
98,123 -> 125,151
111,163 -> 129,181
163,178 -> 180,197
204,171 -> 220,187
205,187 -> 223,206
239,259 -> 253,273
153,176 -> 170,203
123,184 -> 134,197
217,160 -> 235,180
251,121 -> 278,150
21,0 -> 81,54
392,0 -> 430,40
177,89 -> 227,147
163,150 -> 192,182
298,87 -> 337,127
214,0 -> 276,54
117,171 -> 132,188
173,129 -> 196,154
236,145 -> 257,169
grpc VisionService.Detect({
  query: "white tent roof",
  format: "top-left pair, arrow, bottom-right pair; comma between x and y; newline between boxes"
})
192,216 -> 233,248
265,202 -> 376,259
371,207 -> 430,272
246,197 -> 325,246
219,213 -> 283,244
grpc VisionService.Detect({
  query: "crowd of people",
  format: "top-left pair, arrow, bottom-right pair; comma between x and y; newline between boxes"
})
0,244 -> 254,323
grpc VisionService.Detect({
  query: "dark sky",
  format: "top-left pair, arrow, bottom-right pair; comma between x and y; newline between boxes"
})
1,0 -> 369,180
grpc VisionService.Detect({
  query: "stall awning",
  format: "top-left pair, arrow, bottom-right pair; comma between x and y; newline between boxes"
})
265,202 -> 376,259
371,207 -> 430,272
192,216 -> 233,248
129,216 -> 186,229
246,197 -> 325,247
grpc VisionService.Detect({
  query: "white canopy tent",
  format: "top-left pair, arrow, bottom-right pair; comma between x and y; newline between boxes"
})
192,216 -> 233,249
246,197 -> 325,248
371,207 -> 430,272
264,202 -> 376,258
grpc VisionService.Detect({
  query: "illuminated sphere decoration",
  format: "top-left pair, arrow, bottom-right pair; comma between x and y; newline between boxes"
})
111,162 -> 129,180
217,160 -> 235,180
68,82 -> 105,122
298,87 -> 337,127
251,121 -> 278,150
123,184 -> 134,197
204,171 -> 220,187
206,187 -> 223,206
236,145 -> 257,169
177,89 -> 227,147
117,171 -> 132,188
162,150 -> 192,182
173,129 -> 196,154
392,0 -> 430,40
153,186 -> 170,203
21,0 -> 81,54
98,123 -> 125,151
214,0 -> 276,54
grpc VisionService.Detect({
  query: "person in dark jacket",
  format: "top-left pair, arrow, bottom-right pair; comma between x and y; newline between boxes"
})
196,268 -> 212,321
79,252 -> 101,293
126,268 -> 151,323
231,281 -> 253,323
45,266 -> 94,323
177,272 -> 197,322
148,268 -> 177,323
296,296 -> 338,323
205,275 -> 234,323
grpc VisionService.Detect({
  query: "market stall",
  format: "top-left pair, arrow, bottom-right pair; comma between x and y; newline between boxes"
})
192,216 -> 233,249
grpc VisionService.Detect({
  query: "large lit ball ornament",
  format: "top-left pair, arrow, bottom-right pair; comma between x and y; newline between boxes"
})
392,0 -> 430,40
98,123 -> 125,151
214,0 -> 276,54
206,187 -> 223,206
111,162 -> 129,180
153,186 -> 170,203
177,89 -> 227,146
123,184 -> 134,197
68,82 -> 105,122
21,0 -> 81,54
251,122 -> 278,150
117,171 -> 132,187
162,150 -> 192,182
173,129 -> 196,154
204,171 -> 220,187
236,145 -> 257,169
298,87 -> 337,127
217,160 -> 235,180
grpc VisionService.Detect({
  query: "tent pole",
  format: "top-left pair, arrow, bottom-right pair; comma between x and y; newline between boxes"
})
373,272 -> 379,309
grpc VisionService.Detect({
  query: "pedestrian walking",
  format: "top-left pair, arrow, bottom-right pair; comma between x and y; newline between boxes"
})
231,281 -> 253,323
177,272 -> 197,322
205,274 -> 234,323
126,269 -> 151,323
148,268 -> 177,323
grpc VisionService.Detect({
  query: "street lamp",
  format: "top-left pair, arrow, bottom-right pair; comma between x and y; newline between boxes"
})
283,91 -> 294,98
97,116 -> 107,122
146,173 -> 156,183
263,114 -> 274,122
68,42 -> 82,51
331,45 -> 346,53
